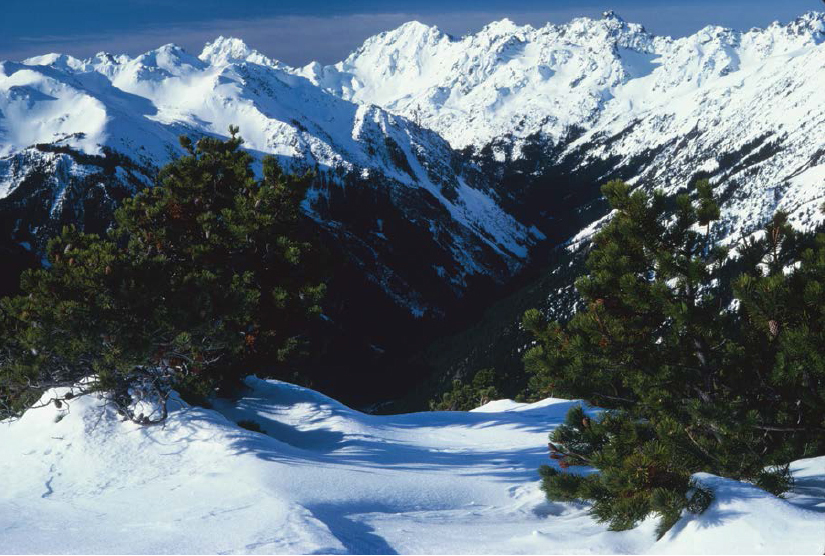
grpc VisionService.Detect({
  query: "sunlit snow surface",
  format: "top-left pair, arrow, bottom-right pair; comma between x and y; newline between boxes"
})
1,377 -> 822,554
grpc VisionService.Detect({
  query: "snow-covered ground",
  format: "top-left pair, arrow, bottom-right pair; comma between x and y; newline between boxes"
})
1,377 -> 822,554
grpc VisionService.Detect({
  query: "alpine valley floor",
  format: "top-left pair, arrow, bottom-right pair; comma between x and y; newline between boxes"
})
1,377 -> 823,554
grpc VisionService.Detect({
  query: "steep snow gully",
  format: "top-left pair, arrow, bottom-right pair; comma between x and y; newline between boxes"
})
1,377 -> 823,554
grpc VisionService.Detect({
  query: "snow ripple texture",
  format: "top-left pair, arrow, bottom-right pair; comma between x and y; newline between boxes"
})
1,377 -> 823,554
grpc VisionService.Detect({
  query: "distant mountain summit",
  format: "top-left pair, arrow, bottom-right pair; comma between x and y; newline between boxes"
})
298,11 -> 658,148
301,11 -> 824,150
303,11 -> 825,242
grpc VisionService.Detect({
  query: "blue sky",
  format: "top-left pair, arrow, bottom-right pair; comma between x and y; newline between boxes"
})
1,0 -> 821,64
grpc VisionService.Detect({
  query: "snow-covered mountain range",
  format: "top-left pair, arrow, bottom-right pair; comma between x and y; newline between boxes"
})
303,10 -> 825,241
0,38 -> 538,316
2,10 -> 824,317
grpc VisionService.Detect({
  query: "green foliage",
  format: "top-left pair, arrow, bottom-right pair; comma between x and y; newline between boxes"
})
429,368 -> 500,411
0,129 -> 325,422
524,179 -> 825,535
734,212 -> 825,457
524,179 -> 736,413
753,464 -> 794,497
540,408 -> 713,538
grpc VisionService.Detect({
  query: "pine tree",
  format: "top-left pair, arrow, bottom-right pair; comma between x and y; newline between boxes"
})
429,368 -> 500,411
523,180 -> 738,417
0,129 -> 325,422
524,179 -> 822,535
538,406 -> 713,538
735,212 -> 825,458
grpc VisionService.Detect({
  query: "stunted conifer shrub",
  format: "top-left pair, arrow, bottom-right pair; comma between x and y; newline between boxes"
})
0,128 -> 325,422
524,179 -> 824,536
429,368 -> 500,411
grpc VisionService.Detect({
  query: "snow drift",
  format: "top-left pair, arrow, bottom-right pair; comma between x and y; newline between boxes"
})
1,377 -> 822,554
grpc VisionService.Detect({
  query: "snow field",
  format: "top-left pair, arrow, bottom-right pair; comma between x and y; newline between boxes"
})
1,377 -> 822,554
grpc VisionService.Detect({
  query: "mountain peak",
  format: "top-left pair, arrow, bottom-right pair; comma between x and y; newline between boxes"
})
132,43 -> 205,74
788,11 -> 825,39
200,36 -> 273,66
379,20 -> 446,44
22,53 -> 86,71
396,20 -> 435,33
479,18 -> 524,36
200,36 -> 250,63
346,20 -> 449,66
602,10 -> 625,22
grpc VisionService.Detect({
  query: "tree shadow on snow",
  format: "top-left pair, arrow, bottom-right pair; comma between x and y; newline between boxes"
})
221,417 -> 555,485
787,473 -> 825,513
306,503 -> 400,555
212,379 -> 578,482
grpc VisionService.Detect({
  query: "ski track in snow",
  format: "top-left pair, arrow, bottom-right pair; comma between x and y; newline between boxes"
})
1,377 -> 823,554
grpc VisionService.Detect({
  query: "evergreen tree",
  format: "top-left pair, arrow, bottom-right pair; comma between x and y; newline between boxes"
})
539,406 -> 714,538
735,212 -> 825,457
0,128 -> 325,422
429,368 -> 500,411
524,180 -> 822,535
523,180 -> 739,418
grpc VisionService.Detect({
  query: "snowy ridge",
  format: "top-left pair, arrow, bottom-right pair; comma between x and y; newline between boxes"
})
301,11 -> 824,149
1,377 -> 822,554
303,11 -> 825,246
563,11 -> 825,244
298,12 -> 659,149
0,39 -> 538,314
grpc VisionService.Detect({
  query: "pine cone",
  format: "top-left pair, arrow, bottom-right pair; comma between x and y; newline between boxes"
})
768,320 -> 780,338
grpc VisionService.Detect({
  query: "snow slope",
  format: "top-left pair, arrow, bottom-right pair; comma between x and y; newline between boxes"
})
299,12 -> 660,149
1,377 -> 822,554
3,12 -> 824,315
